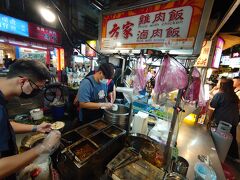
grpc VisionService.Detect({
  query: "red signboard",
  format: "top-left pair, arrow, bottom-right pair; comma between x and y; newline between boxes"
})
28,23 -> 61,44
101,0 -> 207,51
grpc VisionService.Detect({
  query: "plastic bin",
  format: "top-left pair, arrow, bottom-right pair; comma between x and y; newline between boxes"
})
52,104 -> 65,120
212,121 -> 233,163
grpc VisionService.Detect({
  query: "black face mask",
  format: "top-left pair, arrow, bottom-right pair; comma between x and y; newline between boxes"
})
20,86 -> 42,99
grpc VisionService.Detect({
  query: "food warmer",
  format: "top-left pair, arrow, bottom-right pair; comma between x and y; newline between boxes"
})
51,119 -> 126,179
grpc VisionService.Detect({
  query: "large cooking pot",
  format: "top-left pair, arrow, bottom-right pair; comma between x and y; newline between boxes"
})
104,104 -> 129,130
126,133 -> 166,168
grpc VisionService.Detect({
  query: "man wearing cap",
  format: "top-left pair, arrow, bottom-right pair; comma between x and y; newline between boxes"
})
77,63 -> 115,123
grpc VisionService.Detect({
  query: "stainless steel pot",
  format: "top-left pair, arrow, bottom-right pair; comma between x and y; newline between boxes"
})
164,172 -> 187,180
104,104 -> 129,130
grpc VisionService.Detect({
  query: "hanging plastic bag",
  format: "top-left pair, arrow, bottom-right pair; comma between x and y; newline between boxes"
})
154,55 -> 188,94
198,80 -> 207,107
133,57 -> 149,92
183,68 -> 201,102
133,68 -> 146,92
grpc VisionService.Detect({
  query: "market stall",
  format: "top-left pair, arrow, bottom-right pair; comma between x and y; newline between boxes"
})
14,0 -> 227,179
97,0 -> 220,179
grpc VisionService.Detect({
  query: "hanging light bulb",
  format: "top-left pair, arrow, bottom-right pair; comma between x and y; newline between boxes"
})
39,6 -> 56,23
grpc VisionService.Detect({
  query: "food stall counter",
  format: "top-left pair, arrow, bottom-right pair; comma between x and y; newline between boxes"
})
177,122 -> 226,180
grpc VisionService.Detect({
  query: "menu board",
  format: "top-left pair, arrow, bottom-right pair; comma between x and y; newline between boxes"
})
101,0 -> 209,53
195,40 -> 212,67
0,13 -> 29,37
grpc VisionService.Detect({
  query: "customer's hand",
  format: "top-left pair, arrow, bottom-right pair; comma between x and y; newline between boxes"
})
38,130 -> 61,154
37,122 -> 52,133
100,103 -> 113,109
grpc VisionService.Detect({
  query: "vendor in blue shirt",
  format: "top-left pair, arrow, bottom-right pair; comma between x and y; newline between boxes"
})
77,63 -> 114,123
0,60 -> 61,179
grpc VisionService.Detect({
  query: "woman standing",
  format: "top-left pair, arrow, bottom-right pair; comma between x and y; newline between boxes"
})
209,79 -> 240,162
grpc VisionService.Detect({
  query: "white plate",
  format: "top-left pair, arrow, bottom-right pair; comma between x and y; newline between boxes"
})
51,121 -> 65,130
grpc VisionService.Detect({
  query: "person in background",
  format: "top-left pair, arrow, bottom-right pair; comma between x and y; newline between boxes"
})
0,60 -> 61,179
209,76 -> 227,99
61,67 -> 68,85
3,55 -> 12,69
209,79 -> 240,163
49,64 -> 57,76
77,63 -> 114,123
233,76 -> 240,99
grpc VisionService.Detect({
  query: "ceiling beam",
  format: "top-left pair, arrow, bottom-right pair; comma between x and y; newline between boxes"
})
211,0 -> 240,40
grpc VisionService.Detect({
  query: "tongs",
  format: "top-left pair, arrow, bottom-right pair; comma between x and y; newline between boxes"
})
111,148 -> 142,171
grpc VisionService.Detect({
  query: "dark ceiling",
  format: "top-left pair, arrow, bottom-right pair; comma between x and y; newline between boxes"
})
221,5 -> 240,34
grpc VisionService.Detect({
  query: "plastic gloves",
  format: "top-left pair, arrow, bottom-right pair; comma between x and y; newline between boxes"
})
99,103 -> 113,109
37,130 -> 61,155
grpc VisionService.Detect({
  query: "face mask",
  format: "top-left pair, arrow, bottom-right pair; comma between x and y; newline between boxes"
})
100,79 -> 108,84
20,85 -> 41,99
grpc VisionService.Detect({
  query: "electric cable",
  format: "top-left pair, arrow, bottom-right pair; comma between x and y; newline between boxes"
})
48,0 -> 105,57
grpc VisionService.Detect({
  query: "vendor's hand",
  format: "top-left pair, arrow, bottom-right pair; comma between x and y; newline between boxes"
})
100,103 -> 113,109
73,96 -> 79,106
37,122 -> 52,133
38,130 -> 61,154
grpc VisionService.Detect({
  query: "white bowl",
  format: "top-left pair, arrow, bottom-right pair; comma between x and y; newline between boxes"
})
30,108 -> 44,120
112,104 -> 118,111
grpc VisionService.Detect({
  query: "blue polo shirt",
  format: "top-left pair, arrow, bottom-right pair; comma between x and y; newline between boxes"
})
77,75 -> 107,121
0,91 -> 14,151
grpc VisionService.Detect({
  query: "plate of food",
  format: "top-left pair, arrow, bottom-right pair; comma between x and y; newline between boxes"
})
51,121 -> 65,130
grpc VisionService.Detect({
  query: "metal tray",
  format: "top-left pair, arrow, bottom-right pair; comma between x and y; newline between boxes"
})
61,131 -> 83,146
70,139 -> 98,163
104,125 -> 124,138
90,132 -> 112,147
91,120 -> 108,130
77,125 -> 98,138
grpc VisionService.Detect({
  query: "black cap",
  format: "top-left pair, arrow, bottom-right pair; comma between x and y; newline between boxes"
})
98,63 -> 114,79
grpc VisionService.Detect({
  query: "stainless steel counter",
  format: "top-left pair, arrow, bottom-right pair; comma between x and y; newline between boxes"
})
177,123 -> 226,180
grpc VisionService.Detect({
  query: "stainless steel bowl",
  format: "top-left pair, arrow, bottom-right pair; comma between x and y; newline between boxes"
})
104,104 -> 129,130
164,172 -> 187,180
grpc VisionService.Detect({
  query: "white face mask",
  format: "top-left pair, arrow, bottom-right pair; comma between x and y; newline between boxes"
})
100,79 -> 108,84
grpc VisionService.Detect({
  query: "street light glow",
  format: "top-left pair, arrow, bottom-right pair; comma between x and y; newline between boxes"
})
39,7 -> 56,23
